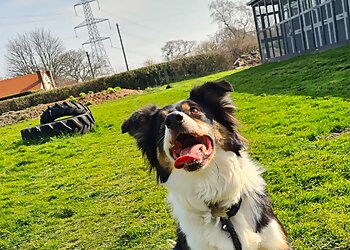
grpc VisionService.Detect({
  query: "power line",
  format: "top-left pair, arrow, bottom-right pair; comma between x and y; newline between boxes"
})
0,15 -> 76,26
119,30 -> 160,44
0,12 -> 73,20
65,30 -> 152,59
100,9 -> 177,38
136,8 -> 206,23
109,45 -> 159,63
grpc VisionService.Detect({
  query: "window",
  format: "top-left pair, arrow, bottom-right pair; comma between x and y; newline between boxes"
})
290,0 -> 299,16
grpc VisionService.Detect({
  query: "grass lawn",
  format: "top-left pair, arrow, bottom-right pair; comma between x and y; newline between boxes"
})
0,45 -> 350,249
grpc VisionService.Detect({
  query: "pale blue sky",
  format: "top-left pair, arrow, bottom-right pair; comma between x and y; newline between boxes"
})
0,0 -> 219,76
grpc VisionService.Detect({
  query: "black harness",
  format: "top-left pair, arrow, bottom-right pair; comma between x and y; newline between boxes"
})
211,198 -> 242,250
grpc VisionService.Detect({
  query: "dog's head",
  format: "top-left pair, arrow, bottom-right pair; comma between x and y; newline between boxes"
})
122,80 -> 243,183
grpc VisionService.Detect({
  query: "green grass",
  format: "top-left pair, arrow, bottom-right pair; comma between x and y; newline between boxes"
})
1,45 -> 350,249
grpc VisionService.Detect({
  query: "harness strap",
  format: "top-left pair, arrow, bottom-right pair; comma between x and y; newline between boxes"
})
220,198 -> 242,250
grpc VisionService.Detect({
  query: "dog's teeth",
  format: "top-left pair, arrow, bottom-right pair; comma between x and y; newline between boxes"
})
199,144 -> 204,151
197,145 -> 206,156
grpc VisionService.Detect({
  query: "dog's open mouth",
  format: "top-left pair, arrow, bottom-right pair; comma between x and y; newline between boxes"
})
171,134 -> 213,171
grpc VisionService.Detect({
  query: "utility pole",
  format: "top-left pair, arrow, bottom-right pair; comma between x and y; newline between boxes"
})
116,23 -> 129,71
85,51 -> 95,79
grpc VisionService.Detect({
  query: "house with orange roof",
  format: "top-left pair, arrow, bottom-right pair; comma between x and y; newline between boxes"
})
0,71 -> 55,100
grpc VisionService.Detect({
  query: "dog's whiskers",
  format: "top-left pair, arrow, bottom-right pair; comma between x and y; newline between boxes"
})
157,135 -> 165,146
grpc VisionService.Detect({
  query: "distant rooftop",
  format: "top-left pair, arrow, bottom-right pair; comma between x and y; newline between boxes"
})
0,71 -> 55,99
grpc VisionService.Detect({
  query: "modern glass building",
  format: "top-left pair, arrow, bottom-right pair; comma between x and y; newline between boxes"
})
247,0 -> 350,62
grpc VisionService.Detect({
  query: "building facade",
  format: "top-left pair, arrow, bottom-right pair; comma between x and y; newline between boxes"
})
0,71 -> 55,100
247,0 -> 350,62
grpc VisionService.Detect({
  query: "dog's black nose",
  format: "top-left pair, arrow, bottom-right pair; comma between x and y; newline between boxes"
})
165,113 -> 184,130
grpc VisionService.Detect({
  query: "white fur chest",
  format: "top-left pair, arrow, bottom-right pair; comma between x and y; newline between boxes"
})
165,149 -> 265,250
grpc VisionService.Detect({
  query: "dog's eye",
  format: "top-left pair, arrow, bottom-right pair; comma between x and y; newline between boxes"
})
190,107 -> 200,114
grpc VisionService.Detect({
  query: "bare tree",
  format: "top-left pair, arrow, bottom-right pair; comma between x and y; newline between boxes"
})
143,59 -> 158,67
6,33 -> 39,75
209,0 -> 254,41
195,0 -> 258,63
5,29 -> 65,77
58,50 -> 90,82
5,29 -> 106,83
30,29 -> 65,77
57,49 -> 104,82
161,40 -> 197,61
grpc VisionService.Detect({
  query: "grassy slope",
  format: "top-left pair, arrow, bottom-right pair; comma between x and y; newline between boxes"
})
0,45 -> 349,249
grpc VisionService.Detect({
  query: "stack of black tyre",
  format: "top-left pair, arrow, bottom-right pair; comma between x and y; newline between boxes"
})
21,102 -> 95,141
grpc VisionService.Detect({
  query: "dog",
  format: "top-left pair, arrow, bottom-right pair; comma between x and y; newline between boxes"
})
122,80 -> 290,250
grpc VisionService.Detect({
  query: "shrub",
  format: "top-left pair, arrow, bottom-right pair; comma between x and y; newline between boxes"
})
0,54 -> 229,114
107,87 -> 115,93
79,92 -> 86,98
69,96 -> 77,103
106,87 -> 122,93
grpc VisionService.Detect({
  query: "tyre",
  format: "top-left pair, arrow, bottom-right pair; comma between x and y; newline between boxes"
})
21,102 -> 95,141
40,101 -> 91,124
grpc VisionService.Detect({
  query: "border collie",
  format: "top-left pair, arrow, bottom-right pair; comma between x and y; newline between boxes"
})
122,81 -> 290,250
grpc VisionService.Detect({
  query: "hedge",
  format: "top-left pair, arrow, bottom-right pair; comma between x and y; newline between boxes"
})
0,54 -> 229,115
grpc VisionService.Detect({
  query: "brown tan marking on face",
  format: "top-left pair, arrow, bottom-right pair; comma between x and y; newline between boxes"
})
183,118 -> 215,142
213,122 -> 232,151
191,117 -> 209,127
180,102 -> 191,113
161,110 -> 170,117
212,121 -> 247,151
156,148 -> 173,170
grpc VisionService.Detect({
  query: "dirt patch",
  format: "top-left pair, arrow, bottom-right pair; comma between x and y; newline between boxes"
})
76,89 -> 142,106
0,89 -> 141,128
325,128 -> 350,140
233,50 -> 261,68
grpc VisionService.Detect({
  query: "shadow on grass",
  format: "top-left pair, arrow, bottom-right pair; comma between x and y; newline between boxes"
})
11,128 -> 98,149
220,45 -> 350,99
12,137 -> 52,148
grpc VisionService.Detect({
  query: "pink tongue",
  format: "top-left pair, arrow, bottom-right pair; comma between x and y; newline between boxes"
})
175,144 -> 204,169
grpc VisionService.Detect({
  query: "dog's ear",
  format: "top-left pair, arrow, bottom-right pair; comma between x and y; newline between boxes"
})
122,104 -> 171,183
122,104 -> 160,161
190,80 -> 243,154
122,104 -> 160,137
189,80 -> 233,102
189,80 -> 235,123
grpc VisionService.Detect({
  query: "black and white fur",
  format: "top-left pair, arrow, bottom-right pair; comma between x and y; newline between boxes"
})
122,81 -> 290,250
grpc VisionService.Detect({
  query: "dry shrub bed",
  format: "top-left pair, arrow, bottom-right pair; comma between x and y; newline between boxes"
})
0,89 -> 140,127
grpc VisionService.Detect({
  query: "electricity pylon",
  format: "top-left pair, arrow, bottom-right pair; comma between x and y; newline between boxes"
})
74,0 -> 113,76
